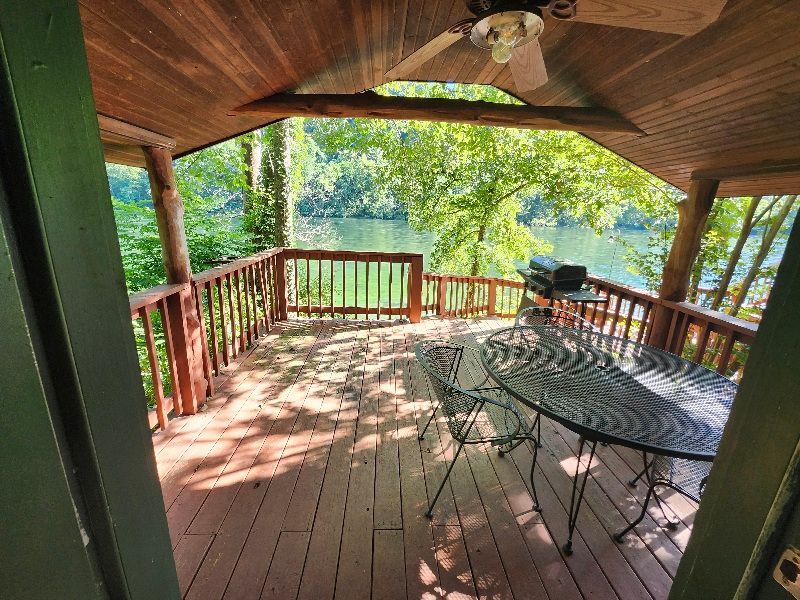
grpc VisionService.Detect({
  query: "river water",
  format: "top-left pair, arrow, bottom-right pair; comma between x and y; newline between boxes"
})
300,217 -> 653,288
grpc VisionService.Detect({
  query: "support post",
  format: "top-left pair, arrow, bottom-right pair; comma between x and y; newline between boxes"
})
649,178 -> 719,349
408,254 -> 424,324
274,250 -> 289,321
487,279 -> 498,316
437,276 -> 449,316
142,146 -> 205,413
0,0 -> 179,595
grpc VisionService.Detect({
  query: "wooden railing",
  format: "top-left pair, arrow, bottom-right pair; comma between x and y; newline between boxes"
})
422,273 -> 525,318
192,249 -> 283,378
129,283 -> 191,430
282,248 -> 423,321
129,250 -> 760,429
550,275 -> 758,379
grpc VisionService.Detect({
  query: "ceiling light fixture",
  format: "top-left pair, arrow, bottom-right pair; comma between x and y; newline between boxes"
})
470,7 -> 545,64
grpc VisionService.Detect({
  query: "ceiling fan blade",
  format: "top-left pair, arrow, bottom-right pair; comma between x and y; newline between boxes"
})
571,0 -> 728,36
509,40 -> 548,93
385,19 -> 472,80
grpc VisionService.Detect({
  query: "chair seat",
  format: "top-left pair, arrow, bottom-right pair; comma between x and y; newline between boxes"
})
651,455 -> 711,502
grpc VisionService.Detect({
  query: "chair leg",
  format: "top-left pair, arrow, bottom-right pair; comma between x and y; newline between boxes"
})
425,440 -> 465,518
535,413 -> 542,448
652,490 -> 680,530
528,438 -> 542,512
419,401 -> 439,440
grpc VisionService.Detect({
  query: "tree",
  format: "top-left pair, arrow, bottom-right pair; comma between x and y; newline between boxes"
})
314,82 -> 677,277
728,195 -> 797,316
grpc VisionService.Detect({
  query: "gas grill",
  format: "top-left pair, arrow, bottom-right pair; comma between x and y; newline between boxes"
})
517,256 -> 607,303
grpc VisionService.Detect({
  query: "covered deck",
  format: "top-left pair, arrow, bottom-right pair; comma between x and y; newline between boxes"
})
161,317 -> 694,600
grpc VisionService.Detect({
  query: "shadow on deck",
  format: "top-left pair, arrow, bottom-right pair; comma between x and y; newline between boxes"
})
152,317 -> 696,600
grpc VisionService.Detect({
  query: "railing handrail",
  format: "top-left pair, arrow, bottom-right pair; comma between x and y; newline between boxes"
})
128,282 -> 189,313
585,273 -> 757,340
192,247 -> 284,285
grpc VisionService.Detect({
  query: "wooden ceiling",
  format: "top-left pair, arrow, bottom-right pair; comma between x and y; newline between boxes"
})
80,0 -> 800,197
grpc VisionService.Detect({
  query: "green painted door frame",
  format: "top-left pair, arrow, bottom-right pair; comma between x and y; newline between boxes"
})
670,215 -> 800,598
0,1 -> 179,598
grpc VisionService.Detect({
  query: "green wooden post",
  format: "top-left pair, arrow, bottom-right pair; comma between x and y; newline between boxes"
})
670,216 -> 800,598
0,1 -> 180,598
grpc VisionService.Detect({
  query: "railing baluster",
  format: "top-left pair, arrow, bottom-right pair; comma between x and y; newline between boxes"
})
206,281 -> 220,375
243,265 -> 252,346
157,297 -> 182,416
388,259 -> 393,317
139,305 -> 167,430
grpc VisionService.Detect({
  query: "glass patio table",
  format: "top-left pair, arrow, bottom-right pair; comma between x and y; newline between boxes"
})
480,325 -> 738,554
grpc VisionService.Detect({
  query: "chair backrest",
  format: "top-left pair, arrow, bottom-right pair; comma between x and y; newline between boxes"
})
515,306 -> 599,332
415,340 -> 482,442
652,455 -> 712,503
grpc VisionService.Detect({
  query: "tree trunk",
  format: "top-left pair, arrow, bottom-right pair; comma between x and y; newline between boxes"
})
729,195 -> 796,317
266,120 -> 295,248
242,130 -> 263,215
710,196 -> 762,311
649,179 -> 719,348
471,223 -> 486,277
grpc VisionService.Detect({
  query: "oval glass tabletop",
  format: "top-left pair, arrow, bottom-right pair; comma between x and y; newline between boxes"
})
480,326 -> 738,461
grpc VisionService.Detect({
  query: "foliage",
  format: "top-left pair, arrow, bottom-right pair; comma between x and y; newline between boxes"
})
309,82 -> 678,277
110,139 -> 251,292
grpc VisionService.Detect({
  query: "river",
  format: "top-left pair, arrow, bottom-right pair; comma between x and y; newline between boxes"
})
299,217 -> 653,288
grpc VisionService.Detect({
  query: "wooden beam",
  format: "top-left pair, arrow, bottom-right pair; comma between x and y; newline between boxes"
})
649,178 -> 720,348
97,114 -> 176,149
691,159 -> 800,182
231,92 -> 645,135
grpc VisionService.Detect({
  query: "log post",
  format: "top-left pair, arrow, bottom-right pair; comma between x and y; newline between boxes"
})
408,255 -> 424,324
274,250 -> 289,321
143,146 -> 206,413
487,279 -> 498,316
649,178 -> 719,349
436,276 -> 448,316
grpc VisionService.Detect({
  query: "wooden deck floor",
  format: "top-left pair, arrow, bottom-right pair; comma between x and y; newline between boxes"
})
152,318 -> 697,600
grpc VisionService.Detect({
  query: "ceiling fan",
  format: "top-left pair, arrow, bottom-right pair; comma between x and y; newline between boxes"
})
385,0 -> 729,93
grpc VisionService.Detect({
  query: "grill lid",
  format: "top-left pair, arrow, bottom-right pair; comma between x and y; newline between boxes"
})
528,256 -> 587,283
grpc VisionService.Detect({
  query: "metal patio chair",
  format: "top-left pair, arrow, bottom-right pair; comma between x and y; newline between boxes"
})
515,305 -> 600,332
515,306 -> 599,448
415,340 -> 541,517
615,453 -> 711,541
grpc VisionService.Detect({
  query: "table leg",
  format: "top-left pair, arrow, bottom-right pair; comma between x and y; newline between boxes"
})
563,438 -> 597,555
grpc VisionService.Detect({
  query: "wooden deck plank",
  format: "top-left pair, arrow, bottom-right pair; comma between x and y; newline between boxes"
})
260,531 -> 310,600
374,325 -> 403,529
334,324 -> 382,600
295,326 -> 369,600
152,317 -> 696,600
159,324 -> 316,510
185,323 -> 336,600
223,325 -> 353,599
184,326 -> 334,536
174,534 -> 214,597
372,529 -> 407,600
282,322 -> 360,532
167,331 -> 317,545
